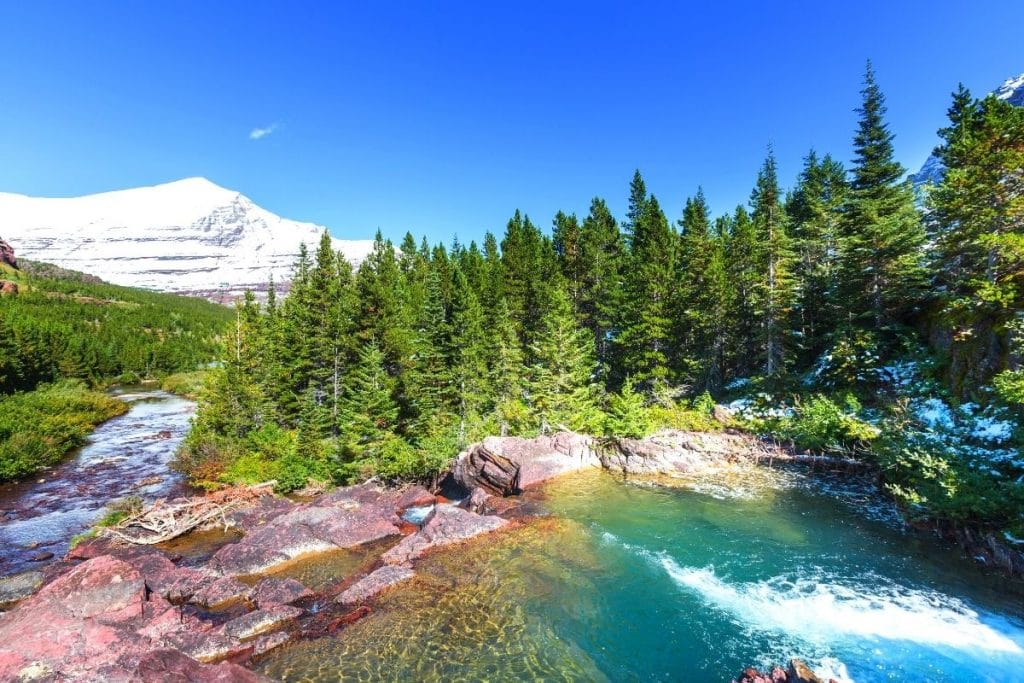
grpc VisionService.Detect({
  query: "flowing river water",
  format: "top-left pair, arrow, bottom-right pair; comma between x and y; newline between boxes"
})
3,389 -> 1024,681
254,469 -> 1024,682
0,386 -> 194,577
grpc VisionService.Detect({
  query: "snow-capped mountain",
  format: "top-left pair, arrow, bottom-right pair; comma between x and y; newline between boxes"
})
0,178 -> 374,301
910,72 -> 1024,188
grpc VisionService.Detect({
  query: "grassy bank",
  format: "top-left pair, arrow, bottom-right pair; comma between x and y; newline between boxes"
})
159,370 -> 210,400
0,380 -> 128,483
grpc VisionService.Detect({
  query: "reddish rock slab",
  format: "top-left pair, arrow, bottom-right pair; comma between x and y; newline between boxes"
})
221,605 -> 303,641
35,555 -> 146,621
226,496 -> 296,533
382,505 -> 507,566
209,542 -> 292,577
336,565 -> 415,605
191,576 -> 252,608
251,577 -> 313,608
164,629 -> 253,664
134,648 -> 271,682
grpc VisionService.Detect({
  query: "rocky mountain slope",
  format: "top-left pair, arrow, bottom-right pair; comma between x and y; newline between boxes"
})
910,72 -> 1024,188
0,178 -> 374,302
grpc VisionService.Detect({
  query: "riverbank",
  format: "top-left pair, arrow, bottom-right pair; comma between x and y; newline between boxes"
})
3,429 -> 1023,681
0,387 -> 194,580
0,380 -> 128,483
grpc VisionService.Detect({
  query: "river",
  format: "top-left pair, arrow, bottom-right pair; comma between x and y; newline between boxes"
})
0,387 -> 194,577
255,468 -> 1024,682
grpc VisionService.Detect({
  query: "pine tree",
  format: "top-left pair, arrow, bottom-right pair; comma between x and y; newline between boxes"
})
750,149 -> 796,378
448,265 -> 490,437
553,211 -> 585,311
338,341 -> 400,461
724,205 -> 761,378
527,285 -> 601,432
618,172 -> 677,383
839,63 -> 926,336
787,151 -> 848,362
578,197 -> 625,381
405,267 -> 452,429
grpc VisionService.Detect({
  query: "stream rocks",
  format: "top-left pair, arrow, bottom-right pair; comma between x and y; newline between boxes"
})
733,659 -> 831,683
0,482 -> 513,680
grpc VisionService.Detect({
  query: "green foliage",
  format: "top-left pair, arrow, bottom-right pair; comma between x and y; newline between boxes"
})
994,370 -> 1024,406
604,378 -> 652,438
0,381 -> 128,482
160,371 -> 210,399
0,268 -> 231,395
772,394 -> 880,454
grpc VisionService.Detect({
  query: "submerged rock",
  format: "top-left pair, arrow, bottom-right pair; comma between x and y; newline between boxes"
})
0,570 -> 43,609
382,505 -> 507,566
222,605 -> 302,641
251,577 -> 313,608
134,648 -> 270,682
337,565 -> 415,605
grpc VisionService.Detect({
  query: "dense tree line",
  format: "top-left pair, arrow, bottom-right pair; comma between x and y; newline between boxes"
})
0,272 -> 232,394
184,65 -> 1023,492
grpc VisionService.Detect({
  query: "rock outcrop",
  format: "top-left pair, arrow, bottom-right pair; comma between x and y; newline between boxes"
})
451,429 -> 778,493
733,659 -> 829,683
0,236 -> 15,268
0,481 -> 513,680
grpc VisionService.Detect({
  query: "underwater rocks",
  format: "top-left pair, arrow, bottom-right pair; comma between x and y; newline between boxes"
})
382,505 -> 508,566
733,659 -> 830,683
0,481 -> 515,679
337,565 -> 416,605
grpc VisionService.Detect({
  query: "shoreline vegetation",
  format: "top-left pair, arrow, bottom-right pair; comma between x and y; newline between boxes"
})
0,257 -> 231,484
179,65 -> 1024,570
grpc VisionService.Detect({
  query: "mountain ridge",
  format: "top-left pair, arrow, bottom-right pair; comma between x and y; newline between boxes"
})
0,178 -> 375,302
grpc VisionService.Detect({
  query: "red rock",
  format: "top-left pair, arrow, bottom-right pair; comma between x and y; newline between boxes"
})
222,604 -> 302,640
134,648 -> 270,682
251,577 -> 313,608
336,565 -> 415,604
0,237 -> 16,269
452,432 -> 598,494
382,505 -> 507,566
396,485 -> 435,510
36,555 -> 146,621
0,281 -> 15,296
191,576 -> 252,608
788,659 -> 825,683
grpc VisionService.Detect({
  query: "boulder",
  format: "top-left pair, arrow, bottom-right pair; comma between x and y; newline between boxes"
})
787,659 -> 825,683
0,280 -> 19,296
451,432 -> 599,495
336,565 -> 415,605
34,555 -> 146,621
599,430 -> 753,476
0,237 -> 16,269
251,577 -> 313,608
382,505 -> 507,566
0,570 -> 43,609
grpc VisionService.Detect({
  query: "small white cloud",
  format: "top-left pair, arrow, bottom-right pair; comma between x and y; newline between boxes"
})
249,124 -> 278,140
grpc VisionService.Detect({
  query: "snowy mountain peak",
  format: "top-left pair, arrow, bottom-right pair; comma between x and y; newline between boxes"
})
994,73 -> 1024,106
0,179 -> 374,302
911,71 -> 1024,190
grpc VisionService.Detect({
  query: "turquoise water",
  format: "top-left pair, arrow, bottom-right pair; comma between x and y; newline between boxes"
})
256,468 -> 1024,682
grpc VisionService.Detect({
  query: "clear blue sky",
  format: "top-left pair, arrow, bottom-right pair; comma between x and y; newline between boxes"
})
1,1 -> 1022,246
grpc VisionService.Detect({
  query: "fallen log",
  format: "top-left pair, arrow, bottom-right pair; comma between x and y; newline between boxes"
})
103,483 -> 275,545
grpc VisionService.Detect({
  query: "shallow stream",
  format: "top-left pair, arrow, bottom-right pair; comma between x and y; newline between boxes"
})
0,387 -> 193,576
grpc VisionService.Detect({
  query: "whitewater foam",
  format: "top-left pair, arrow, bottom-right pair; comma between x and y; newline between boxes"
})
659,559 -> 1024,655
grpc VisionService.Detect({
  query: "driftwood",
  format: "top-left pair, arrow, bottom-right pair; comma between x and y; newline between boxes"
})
103,482 -> 275,545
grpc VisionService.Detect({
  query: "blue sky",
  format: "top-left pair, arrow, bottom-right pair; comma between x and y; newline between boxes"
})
1,1 -> 1022,245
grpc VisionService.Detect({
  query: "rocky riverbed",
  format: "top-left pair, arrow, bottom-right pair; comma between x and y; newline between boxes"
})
0,428 -> 776,681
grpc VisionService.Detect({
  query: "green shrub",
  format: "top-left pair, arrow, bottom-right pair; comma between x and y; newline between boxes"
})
160,370 -> 210,399
0,381 -> 128,482
773,394 -> 880,454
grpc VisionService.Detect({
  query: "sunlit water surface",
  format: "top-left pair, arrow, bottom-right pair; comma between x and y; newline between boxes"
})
255,468 -> 1024,682
0,387 -> 194,576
